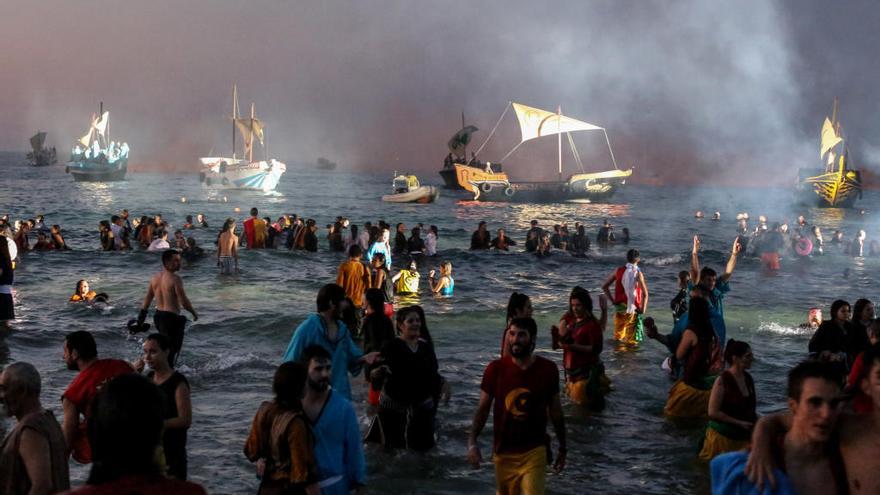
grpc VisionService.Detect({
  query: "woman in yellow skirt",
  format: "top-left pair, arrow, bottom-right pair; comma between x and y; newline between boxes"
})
664,297 -> 720,418
698,339 -> 756,460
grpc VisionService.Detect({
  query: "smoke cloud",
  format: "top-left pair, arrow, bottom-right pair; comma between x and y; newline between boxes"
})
2,0 -> 877,184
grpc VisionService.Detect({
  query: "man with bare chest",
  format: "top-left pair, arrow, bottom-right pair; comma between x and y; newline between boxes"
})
136,250 -> 198,366
217,219 -> 239,274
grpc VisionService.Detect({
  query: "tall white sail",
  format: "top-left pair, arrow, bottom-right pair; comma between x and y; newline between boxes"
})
512,102 -> 602,143
820,117 -> 842,159
94,112 -> 110,136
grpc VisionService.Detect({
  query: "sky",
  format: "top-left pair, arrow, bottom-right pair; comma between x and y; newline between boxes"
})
2,0 -> 878,184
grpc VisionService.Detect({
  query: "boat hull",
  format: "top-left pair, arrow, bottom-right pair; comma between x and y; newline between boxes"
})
797,167 -> 861,208
382,186 -> 439,203
28,151 -> 57,167
470,170 -> 631,203
448,163 -> 508,192
199,157 -> 286,192
66,158 -> 128,182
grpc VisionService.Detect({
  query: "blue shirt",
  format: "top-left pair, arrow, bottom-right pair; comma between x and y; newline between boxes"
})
710,451 -> 796,495
282,314 -> 364,400
683,280 -> 730,344
366,241 -> 391,269
310,391 -> 367,494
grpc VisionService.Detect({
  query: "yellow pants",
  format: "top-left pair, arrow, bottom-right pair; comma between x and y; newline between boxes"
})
698,426 -> 750,461
493,446 -> 546,495
613,311 -> 641,344
566,374 -> 611,407
663,380 -> 710,418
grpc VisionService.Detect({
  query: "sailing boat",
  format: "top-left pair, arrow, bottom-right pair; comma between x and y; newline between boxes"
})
797,98 -> 862,208
66,103 -> 129,181
466,102 -> 632,202
199,84 -> 286,192
439,112 -> 507,190
26,131 -> 57,167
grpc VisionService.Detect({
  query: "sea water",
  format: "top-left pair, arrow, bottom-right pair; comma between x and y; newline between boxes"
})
2,151 -> 878,494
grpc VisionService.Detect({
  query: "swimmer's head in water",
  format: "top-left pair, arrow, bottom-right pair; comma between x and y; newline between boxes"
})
76,279 -> 89,295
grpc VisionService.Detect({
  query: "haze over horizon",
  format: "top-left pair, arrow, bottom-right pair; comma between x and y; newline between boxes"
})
3,0 -> 879,185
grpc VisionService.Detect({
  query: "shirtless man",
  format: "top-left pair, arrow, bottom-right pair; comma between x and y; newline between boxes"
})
712,361 -> 846,494
745,347 -> 880,494
217,220 -> 239,274
137,250 -> 198,366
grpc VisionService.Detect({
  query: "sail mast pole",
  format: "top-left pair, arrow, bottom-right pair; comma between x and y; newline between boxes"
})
232,84 -> 237,160
99,102 -> 104,148
249,103 -> 255,163
461,111 -> 467,163
557,106 -> 562,181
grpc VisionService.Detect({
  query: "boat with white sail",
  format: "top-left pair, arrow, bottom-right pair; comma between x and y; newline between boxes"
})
199,85 -> 286,192
466,102 -> 631,203
27,131 -> 57,167
66,103 -> 129,181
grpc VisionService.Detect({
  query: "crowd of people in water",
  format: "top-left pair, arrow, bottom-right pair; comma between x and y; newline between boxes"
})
1,205 -> 880,494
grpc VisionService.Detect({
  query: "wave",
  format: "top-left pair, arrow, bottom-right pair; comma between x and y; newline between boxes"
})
755,321 -> 812,336
643,254 -> 684,266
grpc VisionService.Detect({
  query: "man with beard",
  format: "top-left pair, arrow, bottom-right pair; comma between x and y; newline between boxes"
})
61,331 -> 133,464
467,317 -> 566,495
301,345 -> 366,495
282,284 -> 379,400
0,362 -> 70,494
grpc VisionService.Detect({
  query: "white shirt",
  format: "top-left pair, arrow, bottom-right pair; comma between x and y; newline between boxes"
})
425,232 -> 437,256
147,239 -> 170,252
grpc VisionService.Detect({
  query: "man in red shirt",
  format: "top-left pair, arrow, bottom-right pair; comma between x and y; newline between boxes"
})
467,317 -> 566,494
61,331 -> 133,464
242,207 -> 266,249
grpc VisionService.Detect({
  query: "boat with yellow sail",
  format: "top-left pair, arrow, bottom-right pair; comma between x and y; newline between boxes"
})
797,98 -> 861,208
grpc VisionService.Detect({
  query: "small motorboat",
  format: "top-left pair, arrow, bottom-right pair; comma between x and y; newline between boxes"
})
382,174 -> 439,203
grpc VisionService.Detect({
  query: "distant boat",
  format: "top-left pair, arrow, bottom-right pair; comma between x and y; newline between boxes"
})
66,103 -> 129,182
27,131 -> 57,167
199,84 -> 286,192
316,157 -> 337,170
439,112 -> 506,190
382,174 -> 439,203
797,98 -> 861,208
466,102 -> 632,203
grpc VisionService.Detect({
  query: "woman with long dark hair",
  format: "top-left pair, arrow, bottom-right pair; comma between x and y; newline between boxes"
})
244,362 -> 319,494
699,339 -> 756,460
362,288 -> 395,407
664,297 -> 720,418
809,299 -> 852,377
558,287 -> 609,409
366,306 -> 443,451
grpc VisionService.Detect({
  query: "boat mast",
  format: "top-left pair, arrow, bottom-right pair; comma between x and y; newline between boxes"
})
461,111 -> 467,163
232,84 -> 238,160
249,103 -> 255,163
557,106 -> 562,181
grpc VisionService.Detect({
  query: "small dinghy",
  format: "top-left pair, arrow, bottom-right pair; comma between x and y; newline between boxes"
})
382,174 -> 439,203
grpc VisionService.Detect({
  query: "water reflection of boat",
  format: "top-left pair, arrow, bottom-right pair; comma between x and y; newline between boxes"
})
382,174 -> 439,203
439,113 -> 506,190
797,98 -> 861,208
66,103 -> 129,182
316,157 -> 337,170
199,84 -> 286,192
465,102 -> 632,203
27,131 -> 57,167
